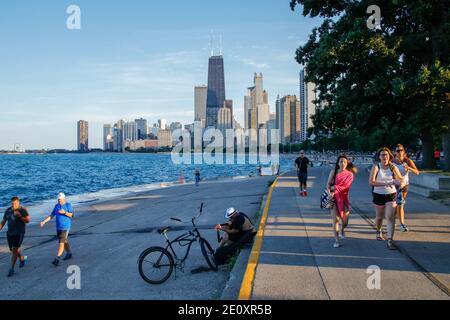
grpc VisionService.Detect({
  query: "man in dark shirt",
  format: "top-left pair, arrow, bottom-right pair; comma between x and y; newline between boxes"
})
0,197 -> 30,277
295,150 -> 310,197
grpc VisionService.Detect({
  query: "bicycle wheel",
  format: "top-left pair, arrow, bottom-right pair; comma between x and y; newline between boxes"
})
138,247 -> 174,285
200,238 -> 218,271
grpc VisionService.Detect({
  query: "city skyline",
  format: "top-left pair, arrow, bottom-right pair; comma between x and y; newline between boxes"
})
0,1 -> 323,150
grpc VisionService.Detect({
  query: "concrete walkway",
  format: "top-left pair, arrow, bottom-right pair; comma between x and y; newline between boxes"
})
247,167 -> 450,300
0,176 -> 273,300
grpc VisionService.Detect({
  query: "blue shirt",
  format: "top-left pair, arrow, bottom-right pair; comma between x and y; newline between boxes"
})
51,203 -> 74,231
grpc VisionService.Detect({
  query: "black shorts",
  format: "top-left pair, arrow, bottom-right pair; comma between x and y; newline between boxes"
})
297,172 -> 308,184
7,233 -> 25,250
57,230 -> 70,243
373,193 -> 396,206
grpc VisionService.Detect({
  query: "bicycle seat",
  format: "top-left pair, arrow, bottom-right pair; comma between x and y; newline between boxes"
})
158,227 -> 171,234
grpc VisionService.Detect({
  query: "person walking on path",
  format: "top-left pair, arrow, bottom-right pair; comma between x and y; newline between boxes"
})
369,148 -> 405,250
326,155 -> 357,248
40,193 -> 74,266
393,144 -> 420,232
195,168 -> 201,187
295,150 -> 310,197
0,197 -> 30,277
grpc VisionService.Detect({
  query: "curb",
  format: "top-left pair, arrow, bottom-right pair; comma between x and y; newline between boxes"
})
219,192 -> 269,300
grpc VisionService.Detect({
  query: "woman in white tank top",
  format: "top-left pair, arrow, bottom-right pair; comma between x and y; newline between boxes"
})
369,147 -> 404,250
393,144 -> 420,232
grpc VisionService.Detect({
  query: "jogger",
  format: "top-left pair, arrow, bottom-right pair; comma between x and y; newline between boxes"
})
0,197 -> 30,277
40,193 -> 74,266
369,148 -> 404,250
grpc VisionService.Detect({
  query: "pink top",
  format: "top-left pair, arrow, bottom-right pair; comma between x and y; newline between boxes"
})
333,170 -> 354,218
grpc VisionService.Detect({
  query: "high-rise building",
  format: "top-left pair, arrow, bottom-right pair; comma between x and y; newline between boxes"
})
299,69 -> 317,142
113,120 -> 125,152
103,124 -> 113,151
77,120 -> 89,152
218,106 -> 232,132
206,55 -> 226,128
157,129 -> 172,148
224,99 -> 233,123
170,122 -> 183,132
244,73 -> 270,131
195,85 -> 207,125
135,118 -> 148,140
276,95 -> 300,144
158,119 -> 167,130
123,121 -> 138,142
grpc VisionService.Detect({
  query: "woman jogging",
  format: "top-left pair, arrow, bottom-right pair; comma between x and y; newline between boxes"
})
326,154 -> 357,248
369,147 -> 404,250
393,144 -> 420,232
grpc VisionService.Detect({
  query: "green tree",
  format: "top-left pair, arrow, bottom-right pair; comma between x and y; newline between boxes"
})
290,0 -> 450,169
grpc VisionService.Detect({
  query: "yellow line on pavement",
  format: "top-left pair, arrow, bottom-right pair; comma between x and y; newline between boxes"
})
238,177 -> 279,300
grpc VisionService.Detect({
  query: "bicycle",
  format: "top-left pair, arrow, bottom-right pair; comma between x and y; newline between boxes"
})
138,203 -> 218,285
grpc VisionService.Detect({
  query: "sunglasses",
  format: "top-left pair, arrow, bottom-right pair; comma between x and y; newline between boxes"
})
396,149 -> 404,152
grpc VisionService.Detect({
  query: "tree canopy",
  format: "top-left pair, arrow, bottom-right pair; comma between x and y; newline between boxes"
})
290,0 -> 450,168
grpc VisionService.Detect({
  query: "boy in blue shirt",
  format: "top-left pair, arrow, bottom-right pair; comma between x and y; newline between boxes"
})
40,193 -> 74,266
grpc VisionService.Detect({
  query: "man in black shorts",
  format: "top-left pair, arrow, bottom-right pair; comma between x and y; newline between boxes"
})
0,197 -> 30,277
295,150 -> 310,197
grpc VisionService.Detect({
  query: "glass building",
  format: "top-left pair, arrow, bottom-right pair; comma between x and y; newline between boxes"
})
206,55 -> 226,128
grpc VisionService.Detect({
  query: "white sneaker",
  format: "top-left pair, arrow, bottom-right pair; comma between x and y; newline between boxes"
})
400,224 -> 409,232
333,241 -> 340,248
340,229 -> 346,239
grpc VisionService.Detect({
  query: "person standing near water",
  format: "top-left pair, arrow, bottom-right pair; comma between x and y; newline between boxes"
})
40,193 -> 74,266
0,197 -> 30,277
195,168 -> 201,187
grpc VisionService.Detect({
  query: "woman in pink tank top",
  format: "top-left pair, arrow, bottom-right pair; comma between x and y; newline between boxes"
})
326,154 -> 358,248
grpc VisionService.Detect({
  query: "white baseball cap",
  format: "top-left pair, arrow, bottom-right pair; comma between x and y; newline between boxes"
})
224,208 -> 238,220
58,192 -> 66,200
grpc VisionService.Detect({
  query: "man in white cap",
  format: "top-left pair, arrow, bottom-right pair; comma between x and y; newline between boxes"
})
215,208 -> 256,248
40,193 -> 74,266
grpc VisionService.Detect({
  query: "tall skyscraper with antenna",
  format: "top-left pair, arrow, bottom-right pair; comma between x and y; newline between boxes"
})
206,35 -> 226,128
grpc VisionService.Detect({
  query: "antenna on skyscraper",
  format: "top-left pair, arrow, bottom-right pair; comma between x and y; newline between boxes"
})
209,30 -> 214,56
219,34 -> 223,56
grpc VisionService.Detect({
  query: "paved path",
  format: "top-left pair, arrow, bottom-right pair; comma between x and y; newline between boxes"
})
248,166 -> 450,300
0,176 -> 273,300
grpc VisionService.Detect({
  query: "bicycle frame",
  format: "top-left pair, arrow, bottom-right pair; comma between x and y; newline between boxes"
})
160,206 -> 205,266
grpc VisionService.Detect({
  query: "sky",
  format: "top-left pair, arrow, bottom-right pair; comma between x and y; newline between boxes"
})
0,0 -> 323,150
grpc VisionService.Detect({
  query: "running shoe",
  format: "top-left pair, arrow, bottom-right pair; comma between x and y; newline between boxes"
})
400,224 -> 409,232
376,232 -> 385,241
52,258 -> 60,267
299,191 -> 304,197
333,241 -> 340,248
387,239 -> 397,250
340,229 -> 346,240
304,191 -> 308,197
7,269 -> 15,277
19,256 -> 27,268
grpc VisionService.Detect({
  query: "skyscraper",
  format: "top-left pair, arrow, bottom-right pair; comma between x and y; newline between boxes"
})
206,55 -> 226,128
244,73 -> 270,130
195,85 -> 207,126
103,124 -> 113,151
135,118 -> 148,140
299,69 -> 317,142
276,95 -> 300,144
123,121 -> 138,142
77,120 -> 89,152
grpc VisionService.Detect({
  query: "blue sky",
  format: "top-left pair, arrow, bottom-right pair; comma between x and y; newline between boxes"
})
0,0 -> 322,150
